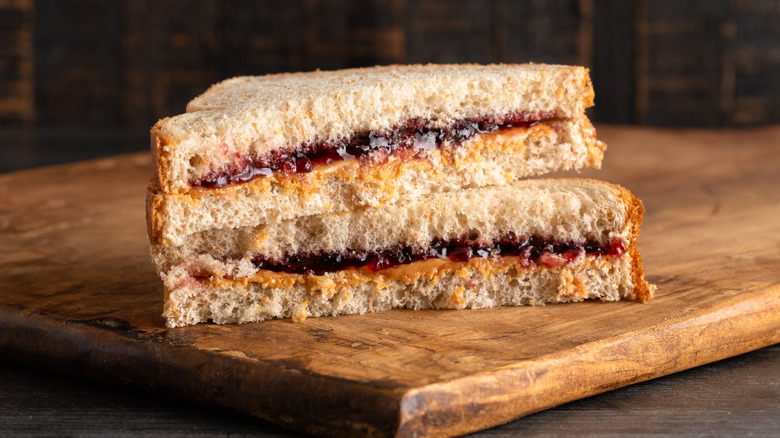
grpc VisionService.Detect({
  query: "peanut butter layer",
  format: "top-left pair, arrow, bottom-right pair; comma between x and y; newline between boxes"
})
191,111 -> 557,189
207,253 -> 624,301
201,233 -> 627,291
185,123 -> 549,200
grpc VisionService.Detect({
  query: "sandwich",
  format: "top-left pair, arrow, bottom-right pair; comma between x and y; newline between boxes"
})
146,64 -> 653,328
154,179 -> 651,327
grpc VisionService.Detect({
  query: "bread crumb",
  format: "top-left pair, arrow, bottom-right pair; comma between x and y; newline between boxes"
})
292,300 -> 309,322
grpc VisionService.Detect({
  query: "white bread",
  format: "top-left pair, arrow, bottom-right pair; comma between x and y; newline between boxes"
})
149,117 -> 605,246
153,179 -> 653,327
162,248 -> 648,328
151,64 -> 596,194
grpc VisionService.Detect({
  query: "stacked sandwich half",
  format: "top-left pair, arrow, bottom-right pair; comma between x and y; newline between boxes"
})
147,64 -> 653,328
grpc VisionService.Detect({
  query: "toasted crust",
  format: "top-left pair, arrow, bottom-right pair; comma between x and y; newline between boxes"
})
145,182 -> 156,243
628,246 -> 653,302
151,63 -> 596,194
150,131 -> 173,195
614,190 -> 652,302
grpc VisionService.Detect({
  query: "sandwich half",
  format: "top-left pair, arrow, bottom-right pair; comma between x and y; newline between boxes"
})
148,64 -> 605,246
152,179 -> 653,328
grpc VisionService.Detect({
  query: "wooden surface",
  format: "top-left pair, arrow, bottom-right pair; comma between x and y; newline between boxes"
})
1,345 -> 777,437
1,126 -> 779,436
3,1 -> 780,127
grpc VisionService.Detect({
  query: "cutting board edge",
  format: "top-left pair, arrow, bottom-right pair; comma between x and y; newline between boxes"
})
0,308 -> 410,438
2,283 -> 779,438
395,285 -> 780,437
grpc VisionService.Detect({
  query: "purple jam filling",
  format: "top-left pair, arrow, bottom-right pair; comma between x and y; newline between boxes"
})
251,235 -> 627,276
195,110 -> 557,189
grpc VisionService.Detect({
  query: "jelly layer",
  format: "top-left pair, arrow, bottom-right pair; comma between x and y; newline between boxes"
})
195,110 -> 557,189
251,235 -> 626,276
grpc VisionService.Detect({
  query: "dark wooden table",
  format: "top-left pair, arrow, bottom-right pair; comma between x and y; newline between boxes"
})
1,128 -> 778,436
1,345 -> 778,436
0,345 -> 780,437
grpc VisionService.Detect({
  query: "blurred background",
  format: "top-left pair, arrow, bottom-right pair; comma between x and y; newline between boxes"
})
2,0 -> 779,170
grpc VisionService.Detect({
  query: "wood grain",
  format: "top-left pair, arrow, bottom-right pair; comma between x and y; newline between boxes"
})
0,126 -> 779,437
33,0 -> 121,125
6,1 -> 780,127
120,0 -> 222,127
592,0 -> 634,124
0,0 -> 34,124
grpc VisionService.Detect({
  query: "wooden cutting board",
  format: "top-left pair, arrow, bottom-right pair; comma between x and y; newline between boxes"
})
1,126 -> 779,437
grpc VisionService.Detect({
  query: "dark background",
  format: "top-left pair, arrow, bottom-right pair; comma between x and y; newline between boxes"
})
1,0 -> 780,170
1,2 -> 779,434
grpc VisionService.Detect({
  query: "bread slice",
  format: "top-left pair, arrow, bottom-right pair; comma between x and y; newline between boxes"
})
148,116 -> 605,246
151,179 -> 654,328
151,64 -> 598,196
163,251 -> 646,327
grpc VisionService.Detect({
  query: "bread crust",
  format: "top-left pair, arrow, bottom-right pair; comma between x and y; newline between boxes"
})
611,188 -> 653,302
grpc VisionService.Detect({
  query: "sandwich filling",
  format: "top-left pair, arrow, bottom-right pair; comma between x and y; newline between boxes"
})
251,235 -> 627,276
169,235 -> 644,307
194,110 -> 557,189
166,235 -> 632,300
